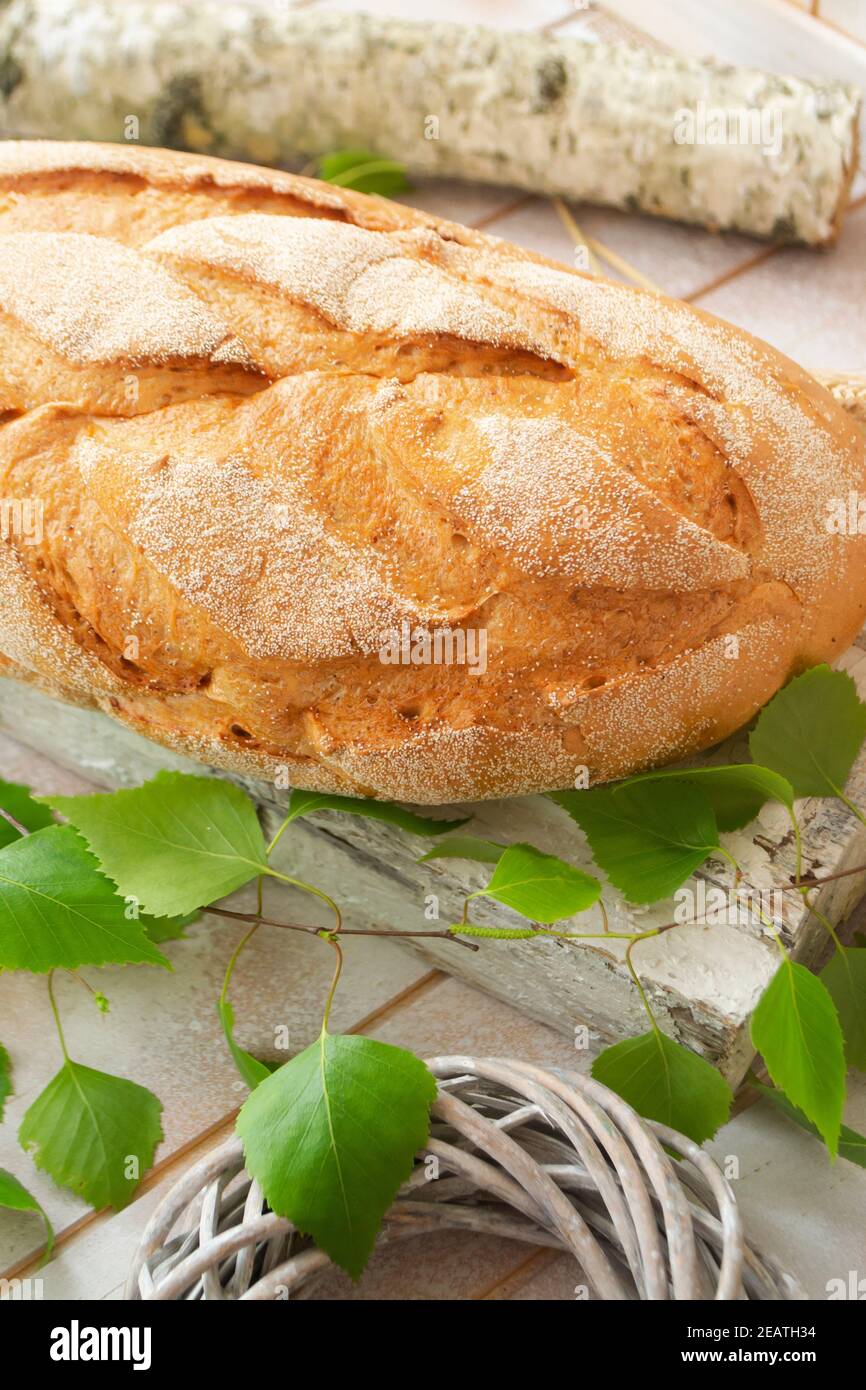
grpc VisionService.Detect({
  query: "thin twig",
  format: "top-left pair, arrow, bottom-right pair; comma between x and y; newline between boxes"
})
775,862 -> 866,892
204,904 -> 479,951
205,904 -> 320,935
0,806 -> 29,838
337,927 -> 478,952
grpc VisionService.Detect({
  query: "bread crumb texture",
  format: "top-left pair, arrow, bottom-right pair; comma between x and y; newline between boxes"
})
0,141 -> 864,802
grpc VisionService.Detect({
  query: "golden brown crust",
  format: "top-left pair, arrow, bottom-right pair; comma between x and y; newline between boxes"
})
1,140 -> 865,803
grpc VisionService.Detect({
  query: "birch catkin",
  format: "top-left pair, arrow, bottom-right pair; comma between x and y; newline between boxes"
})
0,0 -> 860,243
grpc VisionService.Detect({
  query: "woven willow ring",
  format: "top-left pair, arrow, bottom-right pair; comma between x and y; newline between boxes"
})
125,1055 -> 805,1301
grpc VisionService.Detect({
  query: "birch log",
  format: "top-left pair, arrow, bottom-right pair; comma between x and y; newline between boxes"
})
0,0 -> 859,244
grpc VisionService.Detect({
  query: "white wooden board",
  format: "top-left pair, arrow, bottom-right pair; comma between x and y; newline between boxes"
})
4,646 -> 866,1087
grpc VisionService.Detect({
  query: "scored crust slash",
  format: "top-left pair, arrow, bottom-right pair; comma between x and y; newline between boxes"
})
0,140 -> 864,804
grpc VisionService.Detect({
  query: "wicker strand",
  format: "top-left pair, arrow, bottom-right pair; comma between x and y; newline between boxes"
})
816,370 -> 866,428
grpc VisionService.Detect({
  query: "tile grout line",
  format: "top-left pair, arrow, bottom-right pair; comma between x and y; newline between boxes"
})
798,0 -> 866,52
469,193 -> 535,231
684,243 -> 782,304
542,8 -> 588,33
345,968 -> 447,1035
686,187 -> 866,303
1,969 -> 450,1282
473,1246 -> 565,1300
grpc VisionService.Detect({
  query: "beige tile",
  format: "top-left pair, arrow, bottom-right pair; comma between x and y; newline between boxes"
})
32,1183 -> 169,1302
553,7 -> 671,48
485,195 -> 758,303
820,1 -> 866,43
484,197 -> 576,267
307,1229 -> 533,1300
395,178 -> 529,229
603,0 -> 866,78
707,1073 -> 866,1299
567,203 -> 757,299
366,972 -> 592,1071
505,1251 -> 585,1300
695,200 -> 866,371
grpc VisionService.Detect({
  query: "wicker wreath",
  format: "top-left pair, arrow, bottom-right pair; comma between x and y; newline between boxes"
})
126,1055 -> 805,1301
817,370 -> 866,429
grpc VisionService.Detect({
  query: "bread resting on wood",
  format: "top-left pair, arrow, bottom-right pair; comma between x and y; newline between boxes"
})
0,140 -> 864,804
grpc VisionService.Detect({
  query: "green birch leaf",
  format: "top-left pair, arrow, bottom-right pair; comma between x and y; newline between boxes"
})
0,826 -> 169,971
0,1041 -> 11,1121
749,665 -> 866,799
318,149 -> 410,196
750,1082 -> 866,1169
218,999 -> 274,1091
0,778 -> 54,848
419,836 -> 505,864
821,947 -> 866,1071
237,1032 -> 436,1280
0,1168 -> 54,1260
475,842 -> 599,922
750,962 -> 845,1157
551,781 -> 719,904
592,1031 -> 733,1144
285,789 -> 467,837
19,1061 -> 162,1210
621,764 -> 794,832
41,772 -> 268,917
142,911 -> 198,945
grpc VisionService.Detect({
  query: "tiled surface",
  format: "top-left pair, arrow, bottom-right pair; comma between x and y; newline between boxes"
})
394,178 -> 530,230
4,0 -> 866,1303
572,205 -> 759,302
821,2 -> 866,44
306,1229 -> 541,1301
707,1075 -> 866,1300
365,974 -> 591,1072
696,200 -> 866,370
477,197 -> 578,267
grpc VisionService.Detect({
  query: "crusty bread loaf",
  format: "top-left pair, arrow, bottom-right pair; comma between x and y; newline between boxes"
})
0,140 -> 864,804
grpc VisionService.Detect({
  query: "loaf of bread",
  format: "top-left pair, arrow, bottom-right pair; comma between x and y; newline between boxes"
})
0,141 -> 864,804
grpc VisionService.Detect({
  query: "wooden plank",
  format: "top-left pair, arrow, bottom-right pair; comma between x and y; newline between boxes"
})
3,662 -> 865,1095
